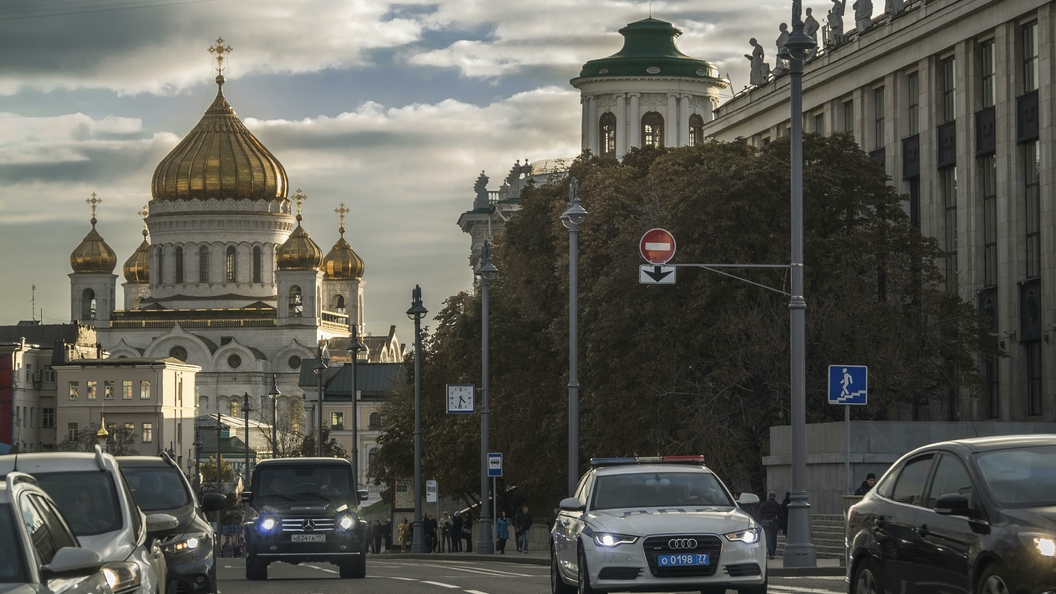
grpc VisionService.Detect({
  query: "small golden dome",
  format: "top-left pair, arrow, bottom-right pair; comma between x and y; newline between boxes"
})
150,76 -> 288,202
277,214 -> 323,271
322,203 -> 364,280
71,194 -> 117,274
123,228 -> 150,284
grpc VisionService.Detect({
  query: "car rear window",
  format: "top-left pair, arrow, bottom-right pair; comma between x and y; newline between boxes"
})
122,467 -> 192,512
35,471 -> 123,536
591,471 -> 733,510
0,503 -> 28,583
976,445 -> 1056,508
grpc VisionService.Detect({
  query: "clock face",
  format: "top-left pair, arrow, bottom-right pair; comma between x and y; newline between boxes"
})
447,384 -> 474,414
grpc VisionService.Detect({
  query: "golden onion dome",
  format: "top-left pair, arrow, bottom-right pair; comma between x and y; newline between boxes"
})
71,196 -> 118,274
276,213 -> 323,271
122,227 -> 150,284
150,75 -> 288,202
322,204 -> 365,280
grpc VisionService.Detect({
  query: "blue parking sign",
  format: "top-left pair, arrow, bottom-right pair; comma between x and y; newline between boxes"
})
828,365 -> 868,405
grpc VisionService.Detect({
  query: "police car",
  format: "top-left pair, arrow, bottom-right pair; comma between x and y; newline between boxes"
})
550,456 -> 767,594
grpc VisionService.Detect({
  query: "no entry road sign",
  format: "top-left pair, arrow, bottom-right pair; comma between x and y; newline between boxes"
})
640,228 -> 676,264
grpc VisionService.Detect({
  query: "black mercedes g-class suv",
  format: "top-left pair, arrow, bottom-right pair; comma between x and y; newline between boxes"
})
241,458 -> 367,580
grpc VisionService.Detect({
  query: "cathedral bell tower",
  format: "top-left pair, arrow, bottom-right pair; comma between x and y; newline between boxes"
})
275,190 -> 324,325
69,193 -> 118,324
321,202 -> 366,333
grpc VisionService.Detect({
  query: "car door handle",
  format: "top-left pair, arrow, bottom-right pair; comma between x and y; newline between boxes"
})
917,524 -> 930,538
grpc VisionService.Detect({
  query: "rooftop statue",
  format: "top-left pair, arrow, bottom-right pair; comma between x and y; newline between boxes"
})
745,38 -> 771,86
886,0 -> 905,18
774,23 -> 790,76
804,8 -> 820,57
828,0 -> 846,45
853,0 -> 873,32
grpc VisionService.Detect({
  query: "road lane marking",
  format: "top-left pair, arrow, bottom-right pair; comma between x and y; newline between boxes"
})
413,563 -> 533,577
319,569 -> 338,574
464,591 -> 490,594
770,586 -> 842,593
387,577 -> 417,581
421,581 -> 461,589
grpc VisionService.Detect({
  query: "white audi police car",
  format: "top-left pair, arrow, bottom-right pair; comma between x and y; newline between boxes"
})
550,457 -> 766,594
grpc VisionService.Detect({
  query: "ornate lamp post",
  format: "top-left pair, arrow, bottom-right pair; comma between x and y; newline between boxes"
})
476,241 -> 497,554
560,178 -> 587,496
406,285 -> 428,553
241,393 -> 253,483
269,376 -> 280,459
314,343 -> 331,457
347,326 -> 367,487
778,0 -> 818,568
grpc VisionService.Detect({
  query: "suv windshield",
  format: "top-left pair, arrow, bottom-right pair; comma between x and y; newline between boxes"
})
257,467 -> 352,501
0,503 -> 27,583
122,467 -> 192,512
36,471 -> 123,536
976,445 -> 1056,508
591,471 -> 733,510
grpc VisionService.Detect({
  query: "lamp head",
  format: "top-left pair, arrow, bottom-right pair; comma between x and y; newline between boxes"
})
476,240 -> 498,279
241,392 -> 253,411
348,325 -> 367,355
406,284 -> 428,320
561,177 -> 587,228
320,342 -> 331,367
194,439 -> 203,450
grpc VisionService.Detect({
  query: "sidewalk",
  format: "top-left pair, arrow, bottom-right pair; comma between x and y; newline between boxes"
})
374,549 -> 845,576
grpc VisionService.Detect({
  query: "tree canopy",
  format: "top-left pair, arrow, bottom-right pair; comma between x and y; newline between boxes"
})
374,134 -> 998,505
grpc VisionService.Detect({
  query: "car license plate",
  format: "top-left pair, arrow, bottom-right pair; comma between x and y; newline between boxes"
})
657,553 -> 709,566
291,534 -> 325,543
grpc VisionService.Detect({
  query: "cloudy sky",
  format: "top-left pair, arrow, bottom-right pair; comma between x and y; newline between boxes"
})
0,0 -> 875,344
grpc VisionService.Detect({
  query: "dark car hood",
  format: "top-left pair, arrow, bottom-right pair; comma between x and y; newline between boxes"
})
1002,506 -> 1056,532
256,499 -> 352,514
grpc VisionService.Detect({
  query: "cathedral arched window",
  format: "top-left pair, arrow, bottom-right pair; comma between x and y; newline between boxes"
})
156,246 -> 164,285
289,286 -> 303,317
174,247 -> 184,283
230,399 -> 240,417
333,295 -> 346,314
199,246 -> 210,282
689,114 -> 705,146
82,289 -> 96,320
599,112 -> 617,157
225,246 -> 236,283
642,112 -> 664,148
368,412 -> 382,429
252,247 -> 262,283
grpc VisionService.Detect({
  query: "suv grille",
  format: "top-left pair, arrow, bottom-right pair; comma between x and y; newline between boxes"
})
281,517 -> 334,533
642,535 -> 721,577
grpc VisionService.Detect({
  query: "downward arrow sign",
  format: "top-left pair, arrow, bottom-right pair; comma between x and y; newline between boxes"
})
645,266 -> 672,282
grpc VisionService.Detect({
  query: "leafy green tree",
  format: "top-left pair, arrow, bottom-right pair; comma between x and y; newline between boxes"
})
299,424 -> 347,458
200,458 -> 234,483
57,425 -> 138,456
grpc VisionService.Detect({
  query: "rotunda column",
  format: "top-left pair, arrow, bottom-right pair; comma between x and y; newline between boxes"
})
629,93 -> 641,148
666,93 -> 678,147
680,95 -> 691,146
616,94 -> 627,158
588,95 -> 600,156
581,97 -> 589,151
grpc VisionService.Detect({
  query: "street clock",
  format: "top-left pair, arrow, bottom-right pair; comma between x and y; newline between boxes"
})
446,384 -> 475,415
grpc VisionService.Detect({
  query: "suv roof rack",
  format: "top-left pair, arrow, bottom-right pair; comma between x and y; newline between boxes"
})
589,456 -> 710,468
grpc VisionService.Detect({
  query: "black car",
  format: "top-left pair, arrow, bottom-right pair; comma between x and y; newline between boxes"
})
241,458 -> 367,580
118,455 -> 226,594
846,434 -> 1056,594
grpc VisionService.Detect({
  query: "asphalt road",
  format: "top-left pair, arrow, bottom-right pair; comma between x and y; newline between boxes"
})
216,557 -> 848,594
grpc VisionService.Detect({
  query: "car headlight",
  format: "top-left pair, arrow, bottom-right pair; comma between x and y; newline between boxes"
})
335,512 -> 358,533
592,533 -> 638,547
161,532 -> 208,554
102,562 -> 141,594
257,513 -> 281,535
1022,533 -> 1056,557
723,528 -> 760,544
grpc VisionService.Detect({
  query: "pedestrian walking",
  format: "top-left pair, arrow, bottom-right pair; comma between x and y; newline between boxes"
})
452,512 -> 463,552
758,492 -> 782,559
495,511 -> 511,554
397,517 -> 410,553
427,514 -> 438,552
514,505 -> 532,553
462,511 -> 473,552
373,520 -> 383,554
383,519 -> 392,551
439,512 -> 453,552
854,473 -> 877,496
780,491 -> 791,536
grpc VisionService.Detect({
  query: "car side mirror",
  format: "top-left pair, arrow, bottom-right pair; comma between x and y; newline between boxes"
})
559,497 -> 585,512
240,491 -> 253,503
40,547 -> 104,580
357,489 -> 369,502
738,493 -> 760,505
934,493 -> 970,516
145,513 -> 180,535
201,492 -> 228,513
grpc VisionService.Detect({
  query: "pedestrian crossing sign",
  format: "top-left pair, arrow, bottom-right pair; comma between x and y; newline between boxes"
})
828,365 -> 868,405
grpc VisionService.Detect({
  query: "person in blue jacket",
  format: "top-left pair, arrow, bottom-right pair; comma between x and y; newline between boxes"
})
495,510 -> 512,554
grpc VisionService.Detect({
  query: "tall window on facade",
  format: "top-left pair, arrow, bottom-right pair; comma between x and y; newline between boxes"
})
981,40 -> 996,108
156,246 -> 164,284
87,380 -> 97,400
42,408 -> 54,429
333,294 -> 346,314
82,289 -> 96,320
252,247 -> 263,283
841,100 -> 854,135
104,381 -> 114,399
813,113 -> 824,135
68,423 -> 78,442
199,246 -> 210,282
1025,141 -> 1040,277
1023,21 -> 1039,93
641,112 -> 664,148
873,87 -> 885,149
174,247 -> 184,283
982,155 -> 997,286
69,381 -> 79,400
369,412 -> 382,428
230,400 -> 240,417
122,380 -> 132,399
289,286 -> 304,317
142,423 -> 153,444
140,380 -> 150,400
331,412 -> 344,429
599,112 -> 617,157
688,114 -> 704,146
1027,341 -> 1042,416
942,167 -> 957,291
225,246 -> 236,282
906,72 -> 919,136
942,57 -> 956,124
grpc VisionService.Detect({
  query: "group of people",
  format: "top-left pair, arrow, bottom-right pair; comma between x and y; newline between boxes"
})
494,505 -> 533,554
362,505 -> 536,554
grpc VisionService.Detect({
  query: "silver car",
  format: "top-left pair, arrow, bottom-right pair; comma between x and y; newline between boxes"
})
0,471 -> 112,594
0,448 -> 176,594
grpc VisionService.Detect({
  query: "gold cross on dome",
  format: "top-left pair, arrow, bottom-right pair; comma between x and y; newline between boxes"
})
292,189 -> 308,216
86,192 -> 102,218
138,205 -> 148,219
335,203 -> 350,228
208,37 -> 233,76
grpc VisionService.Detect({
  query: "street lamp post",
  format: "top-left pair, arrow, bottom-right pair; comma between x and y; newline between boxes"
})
214,413 -> 226,560
314,343 -> 331,457
476,241 -> 497,554
241,393 -> 253,483
778,0 -> 818,568
406,285 -> 428,553
269,376 -> 280,459
348,326 -> 367,488
560,178 -> 587,496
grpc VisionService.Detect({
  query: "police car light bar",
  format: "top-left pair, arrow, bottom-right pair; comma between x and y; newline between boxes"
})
589,456 -> 708,467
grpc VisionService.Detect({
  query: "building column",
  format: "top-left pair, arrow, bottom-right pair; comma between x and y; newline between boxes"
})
680,95 -> 691,146
994,22 -> 1016,421
629,93 -> 641,148
666,94 -> 678,147
588,95 -> 599,156
1037,3 -> 1055,421
581,97 -> 589,152
616,94 -> 627,158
